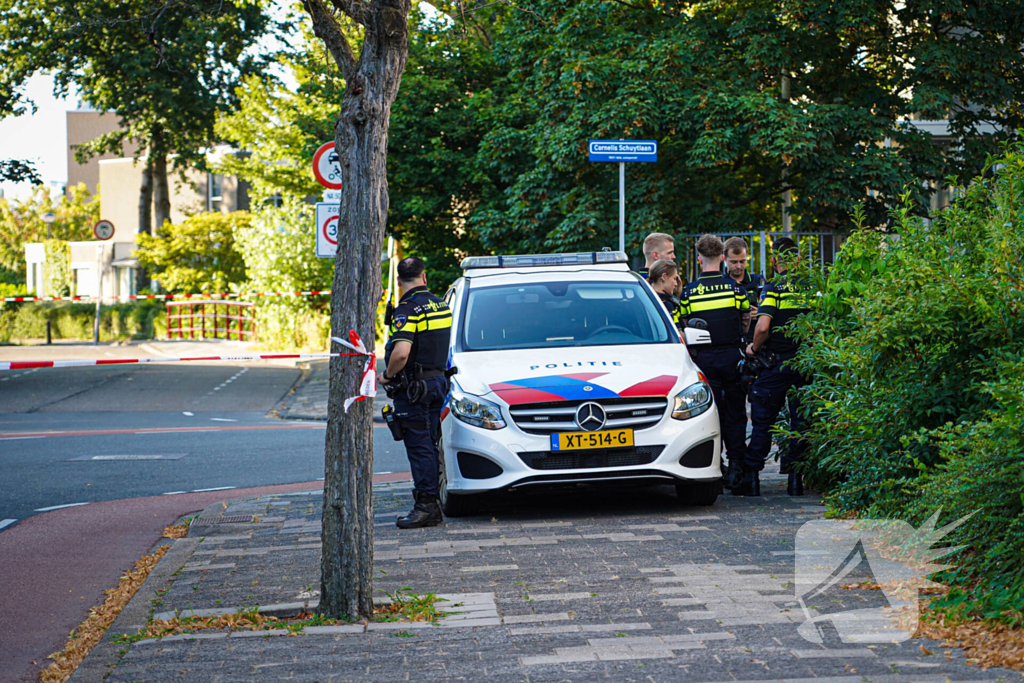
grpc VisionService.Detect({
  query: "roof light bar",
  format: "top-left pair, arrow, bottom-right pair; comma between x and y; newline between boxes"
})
461,251 -> 628,270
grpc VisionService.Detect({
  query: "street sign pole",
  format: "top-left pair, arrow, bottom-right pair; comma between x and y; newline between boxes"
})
618,162 -> 626,253
588,140 -> 657,255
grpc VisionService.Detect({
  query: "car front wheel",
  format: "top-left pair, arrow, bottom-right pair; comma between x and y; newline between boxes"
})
439,444 -> 483,517
675,480 -> 719,507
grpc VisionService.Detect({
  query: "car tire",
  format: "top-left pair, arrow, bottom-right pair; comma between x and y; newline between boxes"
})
438,443 -> 483,517
675,480 -> 719,506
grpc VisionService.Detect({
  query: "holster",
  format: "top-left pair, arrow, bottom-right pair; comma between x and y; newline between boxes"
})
381,405 -> 403,441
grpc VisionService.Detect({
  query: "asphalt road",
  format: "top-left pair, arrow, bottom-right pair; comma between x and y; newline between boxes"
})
0,342 -> 411,683
0,350 -> 409,526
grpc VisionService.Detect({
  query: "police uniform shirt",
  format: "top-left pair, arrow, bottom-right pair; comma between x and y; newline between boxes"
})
657,291 -> 684,332
679,272 -> 750,348
756,273 -> 811,356
386,286 -> 453,371
734,271 -> 766,305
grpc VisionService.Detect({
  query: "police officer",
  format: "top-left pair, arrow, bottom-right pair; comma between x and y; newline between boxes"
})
647,259 -> 684,334
737,237 -> 811,497
678,235 -> 751,490
638,232 -> 676,280
723,236 -> 767,342
378,257 -> 453,528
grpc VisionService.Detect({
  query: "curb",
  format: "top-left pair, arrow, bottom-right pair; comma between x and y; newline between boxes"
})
68,537 -> 201,683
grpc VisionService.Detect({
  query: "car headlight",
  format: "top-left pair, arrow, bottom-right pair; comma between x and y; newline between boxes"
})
450,390 -> 506,430
671,381 -> 713,420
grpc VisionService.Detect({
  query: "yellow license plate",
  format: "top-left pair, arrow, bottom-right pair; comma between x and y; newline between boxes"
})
551,428 -> 634,451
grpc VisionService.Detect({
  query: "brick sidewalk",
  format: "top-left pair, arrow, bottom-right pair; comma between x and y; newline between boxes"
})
76,473 -> 1011,683
274,359 -> 392,422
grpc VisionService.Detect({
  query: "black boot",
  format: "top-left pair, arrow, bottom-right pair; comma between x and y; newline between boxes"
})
787,472 -> 804,496
396,491 -> 443,529
724,460 -> 743,491
733,469 -> 761,497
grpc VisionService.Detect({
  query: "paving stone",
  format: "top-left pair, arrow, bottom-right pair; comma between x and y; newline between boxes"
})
95,477 -> 1018,683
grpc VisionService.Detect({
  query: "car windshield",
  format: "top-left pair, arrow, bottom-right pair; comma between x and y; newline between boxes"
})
461,280 -> 674,351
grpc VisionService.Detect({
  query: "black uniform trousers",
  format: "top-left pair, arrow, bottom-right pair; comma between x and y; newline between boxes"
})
393,375 -> 448,497
691,347 -> 747,469
745,358 -> 807,473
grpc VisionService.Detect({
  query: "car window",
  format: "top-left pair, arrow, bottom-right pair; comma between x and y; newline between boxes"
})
461,280 -> 674,351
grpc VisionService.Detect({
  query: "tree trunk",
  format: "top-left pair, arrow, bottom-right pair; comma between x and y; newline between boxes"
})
152,125 -> 171,230
152,153 -> 171,230
312,0 -> 412,621
139,161 -> 153,235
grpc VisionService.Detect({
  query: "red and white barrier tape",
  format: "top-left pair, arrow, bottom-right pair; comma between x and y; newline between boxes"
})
332,332 -> 376,412
0,353 -> 365,371
3,290 -> 332,303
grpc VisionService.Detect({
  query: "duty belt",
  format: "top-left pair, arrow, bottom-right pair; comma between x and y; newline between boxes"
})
418,368 -> 445,379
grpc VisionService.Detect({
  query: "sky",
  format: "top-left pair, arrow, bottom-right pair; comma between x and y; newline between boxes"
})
0,73 -> 82,201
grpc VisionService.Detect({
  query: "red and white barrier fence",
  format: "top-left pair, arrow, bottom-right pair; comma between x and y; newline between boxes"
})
2,290 -> 332,303
0,329 -> 378,409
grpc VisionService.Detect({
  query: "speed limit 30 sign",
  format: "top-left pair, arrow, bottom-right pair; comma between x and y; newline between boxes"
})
315,203 -> 339,258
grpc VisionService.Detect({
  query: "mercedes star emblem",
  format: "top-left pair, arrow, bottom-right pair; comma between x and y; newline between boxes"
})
575,402 -> 607,432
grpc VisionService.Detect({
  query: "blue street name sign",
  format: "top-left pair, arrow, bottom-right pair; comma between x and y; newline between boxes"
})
588,139 -> 658,163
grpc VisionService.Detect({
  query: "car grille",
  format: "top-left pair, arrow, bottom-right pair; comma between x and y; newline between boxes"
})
517,445 -> 665,470
508,397 -> 668,435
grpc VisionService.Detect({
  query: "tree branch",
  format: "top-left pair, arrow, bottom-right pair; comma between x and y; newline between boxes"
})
303,0 -> 357,80
328,0 -> 365,25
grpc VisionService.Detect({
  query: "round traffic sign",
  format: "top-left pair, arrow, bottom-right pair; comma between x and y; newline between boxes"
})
322,214 -> 339,245
93,219 -> 115,241
312,142 -> 343,190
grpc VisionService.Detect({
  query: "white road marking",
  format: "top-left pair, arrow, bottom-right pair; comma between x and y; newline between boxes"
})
0,519 -> 17,530
1,436 -> 43,440
183,411 -> 194,416
163,491 -> 187,495
210,418 -> 237,422
35,502 -> 89,512
73,454 -> 188,461
192,486 -> 236,492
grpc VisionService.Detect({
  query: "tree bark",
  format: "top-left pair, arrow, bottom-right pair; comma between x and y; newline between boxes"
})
152,126 -> 172,230
139,160 -> 153,235
305,0 -> 412,620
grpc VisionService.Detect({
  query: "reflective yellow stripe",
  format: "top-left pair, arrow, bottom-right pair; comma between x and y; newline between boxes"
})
688,299 -> 739,312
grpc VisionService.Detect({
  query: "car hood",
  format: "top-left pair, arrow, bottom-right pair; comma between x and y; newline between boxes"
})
451,345 -> 696,405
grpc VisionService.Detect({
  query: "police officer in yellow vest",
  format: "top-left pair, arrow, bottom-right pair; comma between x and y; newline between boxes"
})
736,237 -> 812,497
378,257 -> 453,528
678,235 -> 751,489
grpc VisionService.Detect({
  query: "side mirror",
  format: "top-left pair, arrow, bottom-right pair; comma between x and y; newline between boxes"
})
684,328 -> 712,346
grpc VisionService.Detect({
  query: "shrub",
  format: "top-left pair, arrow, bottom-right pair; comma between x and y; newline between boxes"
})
790,141 -> 1024,615
0,301 -> 165,343
135,212 -> 250,294
234,200 -> 332,351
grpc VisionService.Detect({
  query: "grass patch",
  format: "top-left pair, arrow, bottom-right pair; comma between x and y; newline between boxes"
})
373,587 -> 448,623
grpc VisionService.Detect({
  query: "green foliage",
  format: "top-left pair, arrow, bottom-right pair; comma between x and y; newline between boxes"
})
0,300 -> 165,343
234,200 -> 332,350
790,141 -> 1024,613
44,240 -> 72,297
0,0 -> 281,185
215,7 -> 493,291
136,212 -> 250,293
471,0 -> 1024,248
0,159 -> 41,184
0,184 -> 98,276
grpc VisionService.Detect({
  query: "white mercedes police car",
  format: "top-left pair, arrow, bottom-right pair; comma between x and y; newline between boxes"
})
438,251 -> 720,516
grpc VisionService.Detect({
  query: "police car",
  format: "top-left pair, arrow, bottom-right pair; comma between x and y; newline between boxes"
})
438,251 -> 721,516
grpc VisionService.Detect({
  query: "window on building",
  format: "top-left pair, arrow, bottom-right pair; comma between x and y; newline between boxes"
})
208,173 -> 224,212
262,193 -> 283,208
